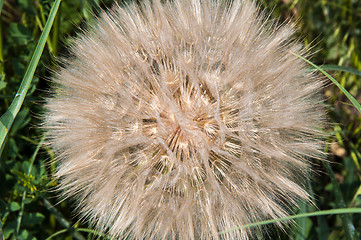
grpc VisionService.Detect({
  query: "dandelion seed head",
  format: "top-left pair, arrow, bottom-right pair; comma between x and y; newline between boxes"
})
44,0 -> 325,239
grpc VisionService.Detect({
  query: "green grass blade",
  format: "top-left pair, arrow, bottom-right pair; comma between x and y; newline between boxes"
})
317,215 -> 330,240
44,229 -> 68,240
0,0 -> 62,155
294,201 -> 310,240
291,52 -> 361,114
323,161 -> 357,239
0,0 -> 5,13
42,199 -> 86,240
219,208 -> 361,235
45,228 -> 111,240
320,64 -> 361,77
322,141 -> 357,240
51,5 -> 61,56
0,219 -> 4,240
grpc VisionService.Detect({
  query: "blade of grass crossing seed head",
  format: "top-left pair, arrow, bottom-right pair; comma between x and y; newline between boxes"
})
219,208 -> 361,235
291,51 -> 361,114
320,65 -> 361,77
0,0 -> 62,155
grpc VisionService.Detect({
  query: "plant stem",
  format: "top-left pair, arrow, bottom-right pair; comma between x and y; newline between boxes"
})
16,136 -> 45,235
323,141 -> 357,240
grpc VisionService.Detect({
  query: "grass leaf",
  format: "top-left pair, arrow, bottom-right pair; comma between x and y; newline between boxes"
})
320,65 -> 361,77
294,201 -> 310,240
291,52 -> 361,114
321,140 -> 357,240
0,0 -> 62,155
323,160 -> 357,239
45,228 -> 111,240
0,0 -> 5,13
0,219 -> 4,240
42,199 -> 86,240
219,208 -> 361,235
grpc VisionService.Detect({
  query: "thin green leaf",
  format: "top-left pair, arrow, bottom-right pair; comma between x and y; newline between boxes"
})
43,199 -> 86,240
294,201 -> 310,240
0,0 -> 62,155
68,228 -> 110,239
351,184 -> 361,205
44,229 -> 67,240
0,219 -> 4,240
323,161 -> 357,239
316,215 -> 330,240
51,5 -> 61,56
291,52 -> 361,114
219,208 -> 361,235
45,228 -> 111,240
320,64 -> 361,77
323,140 -> 357,240
0,0 -> 5,14
16,136 -> 45,235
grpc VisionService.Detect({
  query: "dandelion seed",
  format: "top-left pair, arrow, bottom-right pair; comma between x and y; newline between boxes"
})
44,0 -> 325,239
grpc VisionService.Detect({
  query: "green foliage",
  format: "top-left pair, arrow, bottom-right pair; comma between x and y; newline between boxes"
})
0,0 -> 361,239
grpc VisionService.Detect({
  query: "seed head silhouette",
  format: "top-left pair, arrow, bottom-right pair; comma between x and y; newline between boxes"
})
44,0 -> 325,239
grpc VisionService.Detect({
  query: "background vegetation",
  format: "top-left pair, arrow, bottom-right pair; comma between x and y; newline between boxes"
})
0,0 -> 360,239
